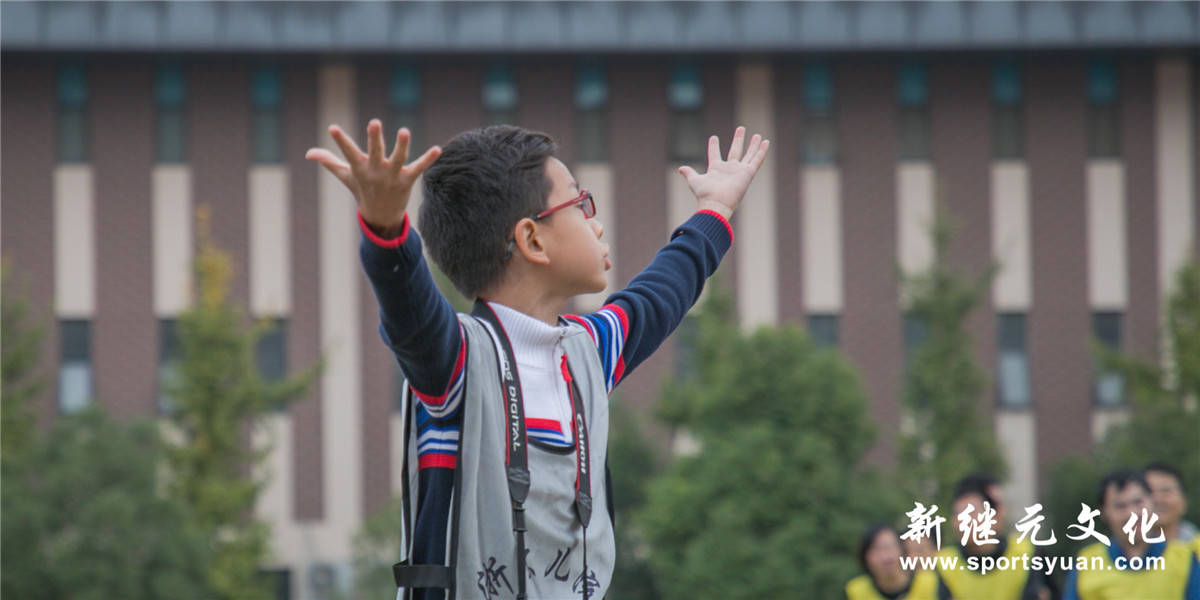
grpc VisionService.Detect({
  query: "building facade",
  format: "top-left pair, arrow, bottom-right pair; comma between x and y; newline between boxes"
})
3,2 -> 1198,598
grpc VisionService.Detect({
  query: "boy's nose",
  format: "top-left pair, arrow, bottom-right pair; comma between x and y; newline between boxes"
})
591,218 -> 604,239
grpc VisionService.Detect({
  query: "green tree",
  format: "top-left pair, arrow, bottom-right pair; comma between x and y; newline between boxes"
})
164,206 -> 320,600
1,407 -> 214,600
641,286 -> 902,600
1048,255 -> 1200,557
607,397 -> 663,600
1101,254 -> 1200,500
344,495 -> 407,600
897,206 -> 1006,505
1044,457 -> 1107,560
1,261 -> 47,461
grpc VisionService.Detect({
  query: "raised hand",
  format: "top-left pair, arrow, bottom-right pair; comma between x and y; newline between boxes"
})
677,126 -> 770,221
306,119 -> 441,237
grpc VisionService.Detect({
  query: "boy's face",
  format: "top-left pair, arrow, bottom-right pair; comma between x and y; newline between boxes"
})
536,158 -> 610,294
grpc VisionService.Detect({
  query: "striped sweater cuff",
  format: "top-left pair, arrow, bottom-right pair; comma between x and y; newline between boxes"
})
696,209 -> 734,242
676,210 -> 734,257
358,211 -> 409,248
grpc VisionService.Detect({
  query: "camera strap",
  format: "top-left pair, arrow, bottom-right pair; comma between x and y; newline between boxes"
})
471,300 -> 593,600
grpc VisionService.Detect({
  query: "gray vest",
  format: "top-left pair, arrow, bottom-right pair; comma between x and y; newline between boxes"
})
399,314 -> 615,600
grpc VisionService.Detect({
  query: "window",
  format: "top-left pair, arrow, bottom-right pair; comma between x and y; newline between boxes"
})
1093,312 -> 1124,407
308,563 -> 338,600
158,319 -> 181,414
897,62 -> 930,161
903,314 -> 928,369
997,313 -> 1031,408
58,320 -> 92,414
256,319 -> 287,384
803,63 -> 837,165
807,314 -> 839,348
57,64 -> 88,163
156,65 -> 186,163
1087,60 -> 1120,158
992,61 -> 1023,159
576,65 -> 609,162
252,67 -> 283,163
257,568 -> 291,600
669,65 -> 705,163
483,66 -> 516,127
389,66 -> 422,153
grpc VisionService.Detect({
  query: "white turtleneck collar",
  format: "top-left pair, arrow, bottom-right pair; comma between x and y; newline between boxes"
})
488,302 -> 571,371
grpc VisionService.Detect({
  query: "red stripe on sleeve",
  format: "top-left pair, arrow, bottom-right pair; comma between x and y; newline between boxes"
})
562,315 -> 596,343
418,453 -> 457,470
696,209 -> 734,243
358,211 -> 410,248
410,332 -> 466,407
601,303 -> 630,339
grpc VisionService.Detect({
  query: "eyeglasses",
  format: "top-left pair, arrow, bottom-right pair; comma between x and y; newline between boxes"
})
532,189 -> 595,221
504,190 -> 597,260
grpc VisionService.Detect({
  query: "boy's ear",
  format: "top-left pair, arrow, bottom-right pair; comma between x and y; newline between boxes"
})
513,218 -> 550,265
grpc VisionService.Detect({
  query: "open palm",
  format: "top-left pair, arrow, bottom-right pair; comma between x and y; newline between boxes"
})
306,119 -> 441,235
678,126 -> 770,220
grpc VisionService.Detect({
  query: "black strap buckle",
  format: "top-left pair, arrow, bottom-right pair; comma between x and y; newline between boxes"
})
392,560 -> 454,590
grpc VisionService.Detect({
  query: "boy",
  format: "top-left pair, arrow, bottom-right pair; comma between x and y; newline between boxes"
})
307,121 -> 768,600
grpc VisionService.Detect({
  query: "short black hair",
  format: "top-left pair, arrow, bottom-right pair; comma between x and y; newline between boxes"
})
418,125 -> 558,298
1143,462 -> 1186,494
857,523 -> 901,573
1097,469 -> 1151,508
952,473 -> 999,509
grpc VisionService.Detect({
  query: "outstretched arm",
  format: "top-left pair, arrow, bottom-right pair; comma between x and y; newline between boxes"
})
308,122 -> 464,417
569,127 -> 769,385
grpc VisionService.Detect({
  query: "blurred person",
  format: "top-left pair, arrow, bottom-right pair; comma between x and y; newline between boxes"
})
1063,470 -> 1200,600
936,473 -> 1053,600
905,535 -> 937,569
1146,462 -> 1198,544
847,524 -> 939,600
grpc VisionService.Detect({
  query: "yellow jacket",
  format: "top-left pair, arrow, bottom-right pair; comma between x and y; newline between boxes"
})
845,571 -> 940,600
